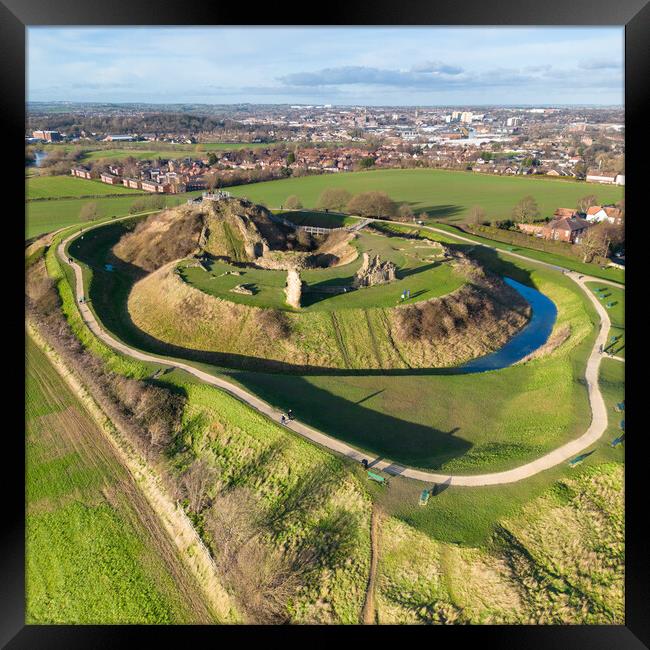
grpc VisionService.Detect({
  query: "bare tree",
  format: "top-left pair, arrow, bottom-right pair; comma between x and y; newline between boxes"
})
397,203 -> 415,222
511,195 -> 540,224
205,487 -> 300,623
284,195 -> 303,210
576,194 -> 598,214
182,458 -> 217,515
346,191 -> 397,218
580,224 -> 611,263
468,205 -> 487,225
316,188 -> 352,212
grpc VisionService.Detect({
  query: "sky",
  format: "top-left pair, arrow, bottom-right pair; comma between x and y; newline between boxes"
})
27,27 -> 624,106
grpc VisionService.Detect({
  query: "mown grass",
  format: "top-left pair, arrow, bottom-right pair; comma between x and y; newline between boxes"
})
27,175 -> 144,200
226,168 -> 623,223
181,230 -> 460,311
430,222 -> 625,284
25,336 -> 204,624
222,259 -> 598,473
274,209 -> 359,228
586,282 -> 625,357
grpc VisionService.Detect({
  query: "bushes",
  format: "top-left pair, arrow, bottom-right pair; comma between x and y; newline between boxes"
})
113,209 -> 204,271
26,258 -> 186,458
316,188 -> 352,212
256,308 -> 292,340
346,191 -> 396,218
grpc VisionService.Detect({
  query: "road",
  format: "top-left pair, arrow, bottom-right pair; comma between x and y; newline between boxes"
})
55,215 -> 622,487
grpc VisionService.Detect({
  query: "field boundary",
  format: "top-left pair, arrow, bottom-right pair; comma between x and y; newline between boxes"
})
27,321 -> 241,623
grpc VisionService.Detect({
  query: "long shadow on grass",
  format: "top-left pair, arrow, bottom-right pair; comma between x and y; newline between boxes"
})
70,222 -> 537,379
224,371 -> 472,470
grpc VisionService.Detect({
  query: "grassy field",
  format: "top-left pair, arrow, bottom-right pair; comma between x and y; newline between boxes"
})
27,175 -> 144,199
35,228 -> 625,623
26,192 -> 202,239
374,461 -> 623,624
25,334 -> 212,624
274,209 -> 360,228
226,168 -> 623,223
429,222 -> 625,284
180,230 -> 460,311
42,141 -> 273,161
586,282 -> 625,357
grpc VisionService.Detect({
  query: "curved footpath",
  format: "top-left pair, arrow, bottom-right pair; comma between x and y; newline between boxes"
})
54,216 -> 623,487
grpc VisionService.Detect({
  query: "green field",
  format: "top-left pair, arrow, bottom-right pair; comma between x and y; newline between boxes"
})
32,229 -> 625,623
226,168 -> 623,222
26,193 -> 202,240
26,335 -> 211,624
42,141 -> 273,162
274,209 -> 359,228
180,230 -> 461,311
27,175 -> 144,199
586,282 -> 625,356
429,222 -> 625,284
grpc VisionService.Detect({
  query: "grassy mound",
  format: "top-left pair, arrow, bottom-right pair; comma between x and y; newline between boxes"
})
375,464 -> 623,624
127,253 -> 529,371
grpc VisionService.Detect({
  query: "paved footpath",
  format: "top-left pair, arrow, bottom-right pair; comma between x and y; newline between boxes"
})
55,216 -> 622,487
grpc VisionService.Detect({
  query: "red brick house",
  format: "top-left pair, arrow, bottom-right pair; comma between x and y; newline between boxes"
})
70,167 -> 92,180
543,215 -> 592,244
100,172 -> 121,185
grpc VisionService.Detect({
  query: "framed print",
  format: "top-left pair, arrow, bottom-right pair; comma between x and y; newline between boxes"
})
5,0 -> 647,646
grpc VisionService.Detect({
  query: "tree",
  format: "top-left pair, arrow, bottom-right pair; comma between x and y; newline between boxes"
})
316,188 -> 352,212
346,191 -> 396,218
357,156 -> 375,169
511,195 -> 540,224
468,205 -> 486,226
577,194 -> 598,214
79,201 -> 98,222
579,223 -> 611,263
396,203 -> 415,222
284,195 -> 302,210
182,459 -> 217,515
286,152 -> 296,166
207,152 -> 218,166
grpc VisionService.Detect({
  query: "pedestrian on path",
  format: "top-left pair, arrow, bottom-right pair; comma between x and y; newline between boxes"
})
599,344 -> 603,354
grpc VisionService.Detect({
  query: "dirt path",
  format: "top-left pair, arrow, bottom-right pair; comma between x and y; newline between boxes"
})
27,322 -> 241,623
361,506 -> 382,625
54,216 -> 619,487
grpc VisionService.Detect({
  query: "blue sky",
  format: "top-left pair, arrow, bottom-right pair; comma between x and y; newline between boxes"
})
28,27 -> 624,106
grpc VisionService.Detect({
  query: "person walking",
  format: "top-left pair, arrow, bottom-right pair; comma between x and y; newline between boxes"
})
287,409 -> 294,420
280,414 -> 286,425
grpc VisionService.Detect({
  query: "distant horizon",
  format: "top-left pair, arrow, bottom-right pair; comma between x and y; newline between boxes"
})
28,27 -> 624,106
27,100 -> 624,110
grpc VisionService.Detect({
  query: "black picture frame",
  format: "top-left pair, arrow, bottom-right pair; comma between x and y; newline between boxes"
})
6,1 -> 647,646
